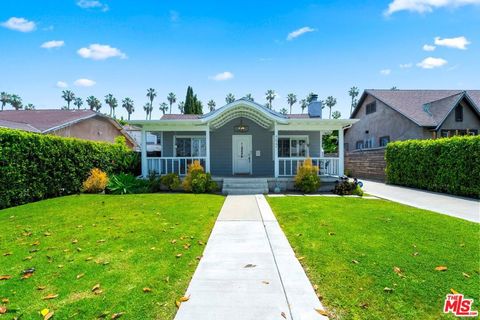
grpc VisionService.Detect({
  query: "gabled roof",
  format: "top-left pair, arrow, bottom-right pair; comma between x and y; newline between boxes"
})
352,89 -> 480,128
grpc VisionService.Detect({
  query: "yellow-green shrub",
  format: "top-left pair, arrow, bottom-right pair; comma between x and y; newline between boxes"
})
82,168 -> 108,193
182,160 -> 217,193
294,158 -> 321,193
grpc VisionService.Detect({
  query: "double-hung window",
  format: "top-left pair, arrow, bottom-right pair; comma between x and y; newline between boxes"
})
175,136 -> 206,157
277,136 -> 308,157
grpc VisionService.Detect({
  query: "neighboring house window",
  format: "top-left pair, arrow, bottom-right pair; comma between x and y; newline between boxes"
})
455,104 -> 463,122
441,129 -> 477,137
366,101 -> 377,115
364,138 -> 374,149
379,136 -> 390,147
355,140 -> 364,150
175,136 -> 206,157
276,136 -> 309,157
146,132 -> 162,157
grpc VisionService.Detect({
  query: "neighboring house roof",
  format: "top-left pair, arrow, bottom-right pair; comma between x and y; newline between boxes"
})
161,114 -> 202,120
352,89 -> 480,128
0,109 -> 136,146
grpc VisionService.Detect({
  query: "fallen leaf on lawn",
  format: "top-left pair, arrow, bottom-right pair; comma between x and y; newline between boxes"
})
3,252 -> 12,256
150,247 -> 155,250
32,241 -> 40,246
29,248 -> 39,253
57,265 -> 64,269
313,284 -> 318,291
23,256 -> 32,261
175,300 -> 181,308
179,295 -> 190,302
315,308 -> 329,316
85,257 -> 93,261
281,311 -> 287,319
143,288 -> 152,293
72,239 -> 78,244
352,260 -> 359,264
328,232 -> 335,236
164,276 -> 169,283
198,240 -> 204,246
1,298 -> 8,304
451,288 -> 459,294
37,286 -> 46,290
92,284 -> 101,292
76,248 -> 82,252
0,275 -> 11,280
44,232 -> 51,237
412,252 -> 419,256
176,253 -> 182,258
97,239 -> 106,243
463,272 -> 470,278
262,281 -> 270,285
244,264 -> 256,268
22,272 -> 33,279
195,256 -> 202,260
111,312 -> 125,319
183,243 -> 191,250
393,266 -> 405,277
41,308 -> 50,316
44,311 -> 54,320
435,266 -> 448,271
297,256 -> 305,261
171,239 -> 177,244
42,294 -> 58,300
94,290 -> 103,295
76,273 -> 85,279
359,302 -> 368,309
383,287 -> 394,293
0,306 -> 6,314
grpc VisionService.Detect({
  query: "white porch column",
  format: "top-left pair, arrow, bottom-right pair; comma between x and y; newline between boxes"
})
205,124 -> 211,173
141,128 -> 148,178
338,127 -> 344,176
319,131 -> 324,157
274,122 -> 279,178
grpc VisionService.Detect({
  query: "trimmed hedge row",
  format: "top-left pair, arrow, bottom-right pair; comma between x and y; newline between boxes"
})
385,136 -> 480,198
0,128 -> 138,209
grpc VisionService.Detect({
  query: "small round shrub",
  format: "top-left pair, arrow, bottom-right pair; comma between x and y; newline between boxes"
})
182,161 -> 217,193
333,178 -> 363,196
161,173 -> 180,191
294,158 -> 321,193
82,168 -> 108,193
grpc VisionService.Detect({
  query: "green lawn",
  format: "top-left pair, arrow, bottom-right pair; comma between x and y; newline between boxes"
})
267,196 -> 479,320
0,194 -> 224,319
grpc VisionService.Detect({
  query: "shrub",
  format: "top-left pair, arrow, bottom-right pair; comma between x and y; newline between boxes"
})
147,172 -> 163,193
386,136 -> 480,198
294,158 -> 321,193
333,178 -> 363,196
0,128 -> 138,209
182,160 -> 217,193
107,173 -> 147,195
161,173 -> 180,191
82,168 -> 108,193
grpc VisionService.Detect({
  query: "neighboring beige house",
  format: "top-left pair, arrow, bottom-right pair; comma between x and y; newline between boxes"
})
0,109 -> 136,148
345,89 -> 480,151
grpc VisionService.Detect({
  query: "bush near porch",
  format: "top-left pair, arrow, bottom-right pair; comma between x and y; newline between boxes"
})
385,136 -> 480,198
0,128 -> 138,209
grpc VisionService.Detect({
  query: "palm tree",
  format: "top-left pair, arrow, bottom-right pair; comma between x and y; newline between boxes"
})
286,93 -> 297,114
143,103 -> 152,120
122,98 -> 134,120
225,93 -> 235,104
86,96 -> 101,112
25,103 -> 35,110
244,93 -> 254,102
105,94 -> 118,117
300,99 -> 308,114
10,94 -> 22,110
279,108 -> 288,115
348,86 -> 359,115
332,110 -> 341,119
306,92 -> 316,103
0,92 -> 10,111
178,101 -> 185,114
73,97 -> 83,110
324,96 -> 337,119
146,88 -> 157,116
265,90 -> 275,109
159,102 -> 169,115
61,90 -> 75,110
207,100 -> 216,112
167,92 -> 176,114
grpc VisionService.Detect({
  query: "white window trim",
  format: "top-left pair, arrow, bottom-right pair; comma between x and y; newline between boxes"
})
173,135 -> 206,157
274,135 -> 310,159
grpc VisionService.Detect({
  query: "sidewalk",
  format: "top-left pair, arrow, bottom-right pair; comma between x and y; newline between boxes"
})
174,195 -> 326,320
362,180 -> 479,223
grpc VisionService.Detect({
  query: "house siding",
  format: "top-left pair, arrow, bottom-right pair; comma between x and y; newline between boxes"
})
437,100 -> 480,133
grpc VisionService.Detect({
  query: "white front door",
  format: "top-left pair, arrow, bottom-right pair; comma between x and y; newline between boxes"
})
232,135 -> 252,174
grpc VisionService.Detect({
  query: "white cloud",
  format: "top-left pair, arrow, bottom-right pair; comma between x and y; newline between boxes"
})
380,69 -> 392,75
209,71 -> 234,81
1,17 -> 36,32
385,0 -> 480,15
74,78 -> 96,87
76,0 -> 109,11
170,10 -> 179,22
417,57 -> 448,69
399,63 -> 413,68
41,40 -> 65,49
286,26 -> 316,40
434,36 -> 470,49
77,44 -> 127,60
56,81 -> 68,88
423,44 -> 436,51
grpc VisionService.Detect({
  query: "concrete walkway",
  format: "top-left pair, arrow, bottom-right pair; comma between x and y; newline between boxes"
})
175,195 -> 326,320
362,180 -> 480,223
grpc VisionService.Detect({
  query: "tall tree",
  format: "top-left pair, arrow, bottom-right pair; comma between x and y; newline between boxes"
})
73,97 -> 83,110
143,103 -> 153,119
184,86 -> 203,114
10,94 -> 22,110
122,98 -> 134,120
279,108 -> 288,115
61,90 -> 75,110
167,92 -> 176,114
86,96 -> 101,112
0,92 -> 10,111
25,103 -> 35,110
178,101 -> 185,114
306,92 -> 316,103
207,99 -> 216,112
286,93 -> 297,114
300,99 -> 308,114
390,86 -> 398,90
324,96 -> 337,119
348,86 -> 360,115
244,93 -> 254,102
332,110 -> 341,119
105,94 -> 118,117
265,90 -> 275,109
146,88 -> 157,116
225,93 -> 235,104
159,102 -> 169,115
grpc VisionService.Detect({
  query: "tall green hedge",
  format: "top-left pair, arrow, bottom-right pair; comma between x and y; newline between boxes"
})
0,128 -> 138,209
385,136 -> 480,198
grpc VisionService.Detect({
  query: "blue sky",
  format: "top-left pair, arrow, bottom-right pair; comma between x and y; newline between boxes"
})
1,0 -> 479,119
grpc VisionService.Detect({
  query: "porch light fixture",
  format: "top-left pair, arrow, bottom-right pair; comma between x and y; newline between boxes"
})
234,119 -> 249,133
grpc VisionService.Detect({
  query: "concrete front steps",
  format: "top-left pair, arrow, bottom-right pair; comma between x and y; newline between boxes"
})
222,178 -> 269,195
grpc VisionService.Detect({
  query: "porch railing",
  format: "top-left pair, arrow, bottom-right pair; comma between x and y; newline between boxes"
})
278,157 -> 339,177
147,157 -> 207,176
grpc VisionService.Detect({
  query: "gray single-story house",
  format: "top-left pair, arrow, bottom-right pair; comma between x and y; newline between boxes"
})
128,97 -> 357,193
